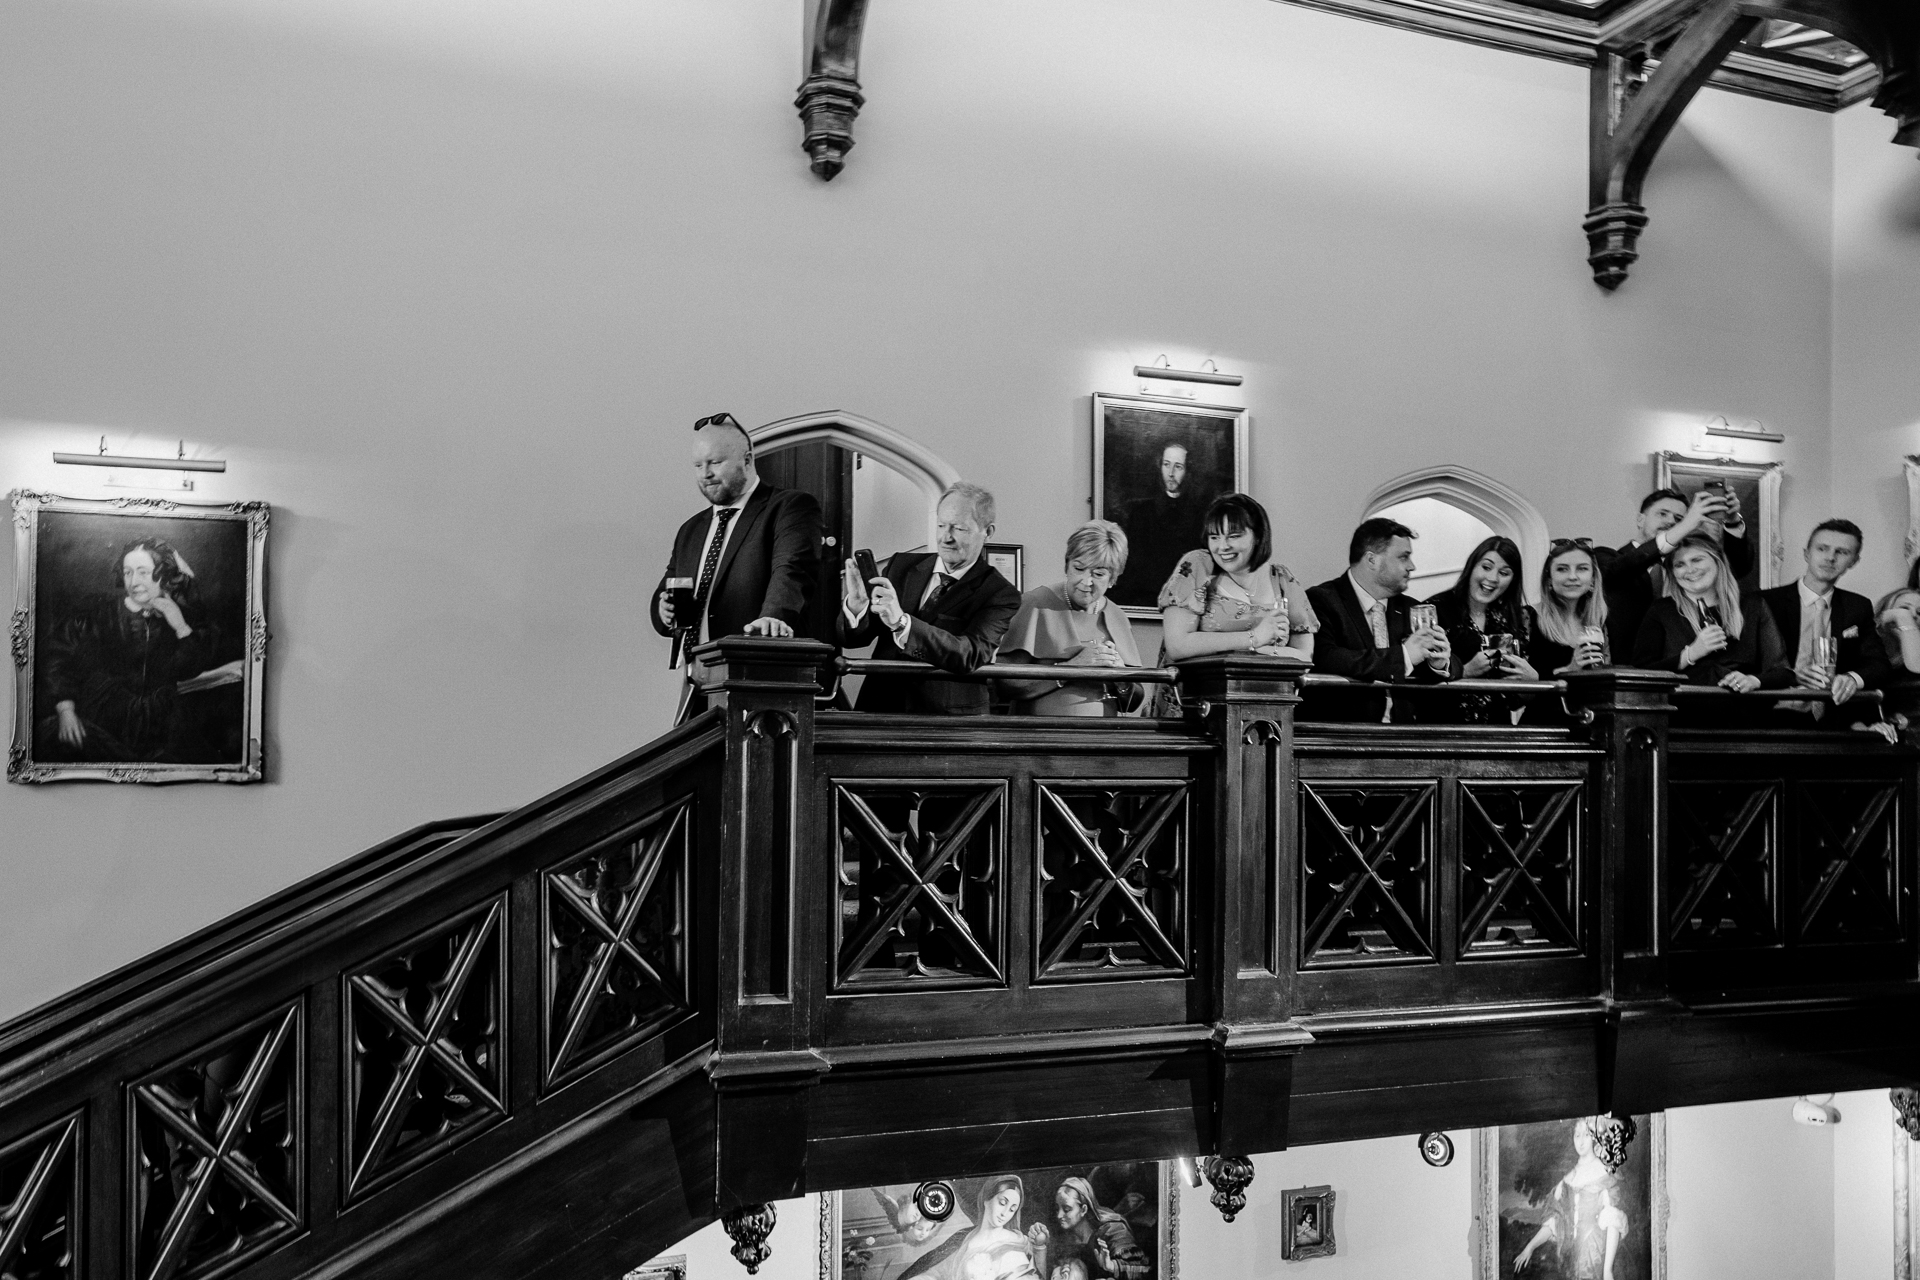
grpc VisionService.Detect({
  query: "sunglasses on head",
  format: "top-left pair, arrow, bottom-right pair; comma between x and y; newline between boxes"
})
1550,537 -> 1594,551
693,412 -> 740,431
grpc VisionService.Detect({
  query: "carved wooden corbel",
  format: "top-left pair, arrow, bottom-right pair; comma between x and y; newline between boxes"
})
1588,0 -> 1920,289
796,0 -> 870,181
1203,1154 -> 1257,1222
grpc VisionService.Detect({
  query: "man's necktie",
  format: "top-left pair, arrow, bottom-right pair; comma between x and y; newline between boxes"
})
693,507 -> 739,625
1367,601 -> 1389,649
922,571 -> 953,615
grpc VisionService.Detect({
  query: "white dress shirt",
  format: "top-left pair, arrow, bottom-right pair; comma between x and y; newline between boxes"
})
1348,572 -> 1425,674
692,475 -> 758,644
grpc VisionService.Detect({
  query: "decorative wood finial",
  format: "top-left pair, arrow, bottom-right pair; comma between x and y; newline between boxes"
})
1587,1115 -> 1638,1173
1203,1154 -> 1256,1223
797,0 -> 870,181
723,1203 -> 778,1273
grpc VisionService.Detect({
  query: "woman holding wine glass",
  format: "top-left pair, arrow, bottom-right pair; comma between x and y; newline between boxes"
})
1521,538 -> 1610,726
1425,536 -> 1536,724
1633,534 -> 1792,722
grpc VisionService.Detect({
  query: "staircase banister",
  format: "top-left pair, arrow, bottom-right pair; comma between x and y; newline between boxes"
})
0,708 -> 730,1098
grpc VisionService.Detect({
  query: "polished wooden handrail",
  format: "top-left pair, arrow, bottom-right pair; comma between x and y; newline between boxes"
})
841,657 -> 1180,682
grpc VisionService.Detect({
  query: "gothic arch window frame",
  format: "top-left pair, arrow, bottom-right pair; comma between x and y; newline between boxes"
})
1362,467 -> 1552,604
752,411 -> 961,547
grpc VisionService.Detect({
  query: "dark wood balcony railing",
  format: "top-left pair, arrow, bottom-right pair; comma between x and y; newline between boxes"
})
1,637 -> 1916,1280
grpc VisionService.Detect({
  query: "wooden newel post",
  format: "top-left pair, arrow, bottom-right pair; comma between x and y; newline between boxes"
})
692,637 -> 834,1221
1174,654 -> 1314,1167
1560,667 -> 1679,1117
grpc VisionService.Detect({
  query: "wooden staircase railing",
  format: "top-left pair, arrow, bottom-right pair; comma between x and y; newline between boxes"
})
3,637 -> 1917,1280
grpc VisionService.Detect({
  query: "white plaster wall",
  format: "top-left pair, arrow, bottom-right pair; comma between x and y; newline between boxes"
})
0,0 -> 1843,1017
1667,1098 -> 1835,1280
1832,1090 -> 1895,1280
1831,102 -> 1920,594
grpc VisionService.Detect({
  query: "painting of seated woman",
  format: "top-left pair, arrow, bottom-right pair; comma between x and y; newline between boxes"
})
11,492 -> 268,784
824,1162 -> 1171,1280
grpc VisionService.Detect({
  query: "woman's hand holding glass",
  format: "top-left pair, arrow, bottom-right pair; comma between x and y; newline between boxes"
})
1500,652 -> 1540,681
1681,623 -> 1728,667
1246,614 -> 1286,652
1462,648 -> 1497,679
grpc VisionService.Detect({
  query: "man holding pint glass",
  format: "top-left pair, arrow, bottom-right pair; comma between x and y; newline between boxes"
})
1302,517 -> 1452,724
651,412 -> 823,720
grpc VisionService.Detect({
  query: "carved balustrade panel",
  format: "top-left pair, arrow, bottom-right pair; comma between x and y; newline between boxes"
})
545,799 -> 694,1085
129,1004 -> 302,1280
345,899 -> 507,1200
1299,782 -> 1437,967
1034,782 -> 1190,981
833,782 -> 1007,990
1459,782 -> 1584,957
1795,780 -> 1902,944
0,1114 -> 81,1280
1670,781 -> 1781,948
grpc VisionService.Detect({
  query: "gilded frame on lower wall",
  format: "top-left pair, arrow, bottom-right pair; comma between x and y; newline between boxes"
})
1474,1115 -> 1668,1280
1652,452 -> 1786,589
820,1162 -> 1178,1280
9,490 -> 269,784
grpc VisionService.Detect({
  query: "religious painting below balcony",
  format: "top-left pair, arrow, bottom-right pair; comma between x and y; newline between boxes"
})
1094,394 -> 1247,617
1474,1115 -> 1666,1280
822,1162 -> 1177,1280
8,490 -> 268,784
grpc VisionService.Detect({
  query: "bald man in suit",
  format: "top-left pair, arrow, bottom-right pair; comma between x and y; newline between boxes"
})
652,412 -> 822,718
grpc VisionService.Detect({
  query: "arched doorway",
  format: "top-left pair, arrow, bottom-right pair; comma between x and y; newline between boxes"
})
1363,467 -> 1550,604
751,410 -> 961,649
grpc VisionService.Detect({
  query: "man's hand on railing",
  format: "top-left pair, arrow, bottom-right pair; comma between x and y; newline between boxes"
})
742,617 -> 795,637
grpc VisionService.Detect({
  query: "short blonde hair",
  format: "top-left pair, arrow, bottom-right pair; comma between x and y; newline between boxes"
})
1065,520 -> 1128,576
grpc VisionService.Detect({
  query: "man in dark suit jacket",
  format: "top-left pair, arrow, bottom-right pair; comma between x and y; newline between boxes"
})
1302,518 -> 1452,723
1598,487 -> 1754,660
839,482 -> 1021,715
1757,519 -> 1891,711
651,413 -> 822,716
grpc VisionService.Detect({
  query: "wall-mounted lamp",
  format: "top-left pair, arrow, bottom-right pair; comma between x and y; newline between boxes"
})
1173,1156 -> 1204,1188
53,437 -> 226,473
1135,355 -> 1243,399
1792,1094 -> 1839,1126
1700,415 -> 1785,445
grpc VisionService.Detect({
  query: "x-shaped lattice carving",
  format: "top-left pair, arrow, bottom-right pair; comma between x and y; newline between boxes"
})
1458,784 -> 1581,951
346,902 -> 505,1193
837,787 -> 1002,982
547,805 -> 689,1076
0,1115 -> 80,1279
1301,784 -> 1435,961
132,1006 -> 300,1280
1798,782 -> 1899,939
1036,786 -> 1186,975
1670,784 -> 1778,942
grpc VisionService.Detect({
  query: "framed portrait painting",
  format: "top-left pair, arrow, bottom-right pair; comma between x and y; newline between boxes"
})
820,1161 -> 1177,1280
9,491 -> 269,784
1475,1115 -> 1667,1280
1653,453 -> 1785,590
1093,394 -> 1247,616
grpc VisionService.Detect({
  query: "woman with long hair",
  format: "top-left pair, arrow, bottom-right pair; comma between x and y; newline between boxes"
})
1633,534 -> 1791,719
1520,539 -> 1611,726
1425,535 -> 1537,723
1877,587 -> 1920,675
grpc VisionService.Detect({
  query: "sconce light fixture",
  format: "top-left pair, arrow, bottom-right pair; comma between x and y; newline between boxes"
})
1700,415 -> 1784,445
53,437 -> 226,473
1792,1095 -> 1839,1126
1173,1156 -> 1204,1188
1135,355 -> 1243,399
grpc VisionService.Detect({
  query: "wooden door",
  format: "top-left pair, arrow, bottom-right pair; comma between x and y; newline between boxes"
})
757,441 -> 853,645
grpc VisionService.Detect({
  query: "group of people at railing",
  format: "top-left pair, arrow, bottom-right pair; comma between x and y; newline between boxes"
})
653,412 -> 1918,729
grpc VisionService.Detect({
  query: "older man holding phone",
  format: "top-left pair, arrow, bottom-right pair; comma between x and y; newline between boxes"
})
839,481 -> 1021,715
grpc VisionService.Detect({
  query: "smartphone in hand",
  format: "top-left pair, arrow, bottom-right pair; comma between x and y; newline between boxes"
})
854,549 -> 881,584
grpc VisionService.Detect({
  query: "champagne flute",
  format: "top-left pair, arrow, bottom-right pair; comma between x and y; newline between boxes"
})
1811,635 -> 1838,689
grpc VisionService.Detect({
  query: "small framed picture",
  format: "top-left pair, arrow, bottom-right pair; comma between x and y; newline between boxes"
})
1280,1184 -> 1336,1260
985,543 -> 1024,592
820,1161 -> 1177,1279
1093,393 -> 1248,616
9,490 -> 269,784
1653,452 -> 1784,590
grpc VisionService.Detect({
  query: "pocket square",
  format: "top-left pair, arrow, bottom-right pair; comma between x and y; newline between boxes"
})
1843,625 -> 1860,638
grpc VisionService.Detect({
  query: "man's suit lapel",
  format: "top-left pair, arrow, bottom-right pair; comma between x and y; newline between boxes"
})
897,554 -> 938,619
709,484 -> 774,597
1772,589 -> 1801,656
